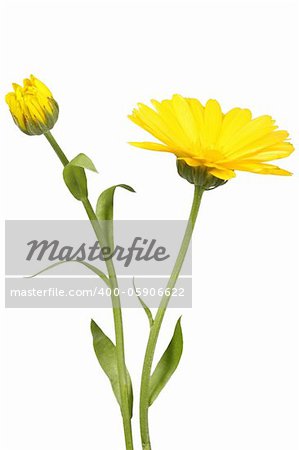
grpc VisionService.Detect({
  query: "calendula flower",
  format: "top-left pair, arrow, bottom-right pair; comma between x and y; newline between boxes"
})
129,95 -> 294,183
5,75 -> 59,135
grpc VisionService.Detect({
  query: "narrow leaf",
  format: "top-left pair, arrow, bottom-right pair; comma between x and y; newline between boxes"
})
133,278 -> 153,327
149,317 -> 183,406
91,320 -> 133,417
96,184 -> 135,248
79,261 -> 110,286
28,260 -> 110,286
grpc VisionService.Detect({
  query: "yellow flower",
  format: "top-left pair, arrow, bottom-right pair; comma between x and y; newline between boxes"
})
5,75 -> 59,135
129,95 -> 294,181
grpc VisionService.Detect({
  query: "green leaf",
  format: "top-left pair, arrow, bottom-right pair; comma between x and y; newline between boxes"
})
78,261 -> 109,286
91,320 -> 133,417
96,184 -> 135,248
149,317 -> 183,406
133,278 -> 154,327
28,260 -> 110,286
96,184 -> 135,221
63,153 -> 97,201
63,165 -> 87,200
68,153 -> 98,173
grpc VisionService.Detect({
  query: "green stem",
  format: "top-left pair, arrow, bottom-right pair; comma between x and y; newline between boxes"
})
44,131 -> 134,450
82,199 -> 134,450
44,131 -> 69,166
139,185 -> 204,450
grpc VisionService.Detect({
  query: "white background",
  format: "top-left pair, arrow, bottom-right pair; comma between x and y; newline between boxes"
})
1,1 -> 298,449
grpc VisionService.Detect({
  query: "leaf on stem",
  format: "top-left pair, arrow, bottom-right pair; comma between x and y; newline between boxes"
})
28,260 -> 110,286
91,319 -> 134,417
96,184 -> 135,249
68,153 -> 98,173
149,317 -> 183,406
133,278 -> 154,327
63,153 -> 97,201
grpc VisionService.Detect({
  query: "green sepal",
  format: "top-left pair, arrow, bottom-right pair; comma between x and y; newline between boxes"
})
176,159 -> 227,190
91,319 -> 133,417
96,184 -> 135,249
12,98 -> 59,136
63,153 -> 98,201
149,317 -> 183,406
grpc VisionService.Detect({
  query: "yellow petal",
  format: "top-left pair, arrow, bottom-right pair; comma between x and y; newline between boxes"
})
221,130 -> 291,162
129,109 -> 175,148
186,98 -> 205,148
245,142 -> 294,161
226,160 -> 292,176
171,94 -> 198,143
204,99 -> 223,146
12,83 -> 21,92
151,99 -> 193,150
222,115 -> 276,155
179,157 -> 202,167
208,166 -> 236,180
30,75 -> 53,98
129,141 -> 176,153
132,103 -> 186,150
217,108 -> 252,147
26,96 -> 46,123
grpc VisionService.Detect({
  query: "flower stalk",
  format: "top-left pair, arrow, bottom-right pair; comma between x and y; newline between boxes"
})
139,185 -> 204,450
44,131 -> 134,450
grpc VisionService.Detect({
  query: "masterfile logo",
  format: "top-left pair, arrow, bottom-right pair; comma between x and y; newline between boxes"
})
5,220 -> 192,308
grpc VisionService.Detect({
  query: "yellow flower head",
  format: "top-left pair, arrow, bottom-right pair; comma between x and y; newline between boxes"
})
5,75 -> 59,136
129,95 -> 294,183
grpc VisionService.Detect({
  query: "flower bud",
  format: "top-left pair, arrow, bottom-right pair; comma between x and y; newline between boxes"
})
176,159 -> 227,190
5,75 -> 59,135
